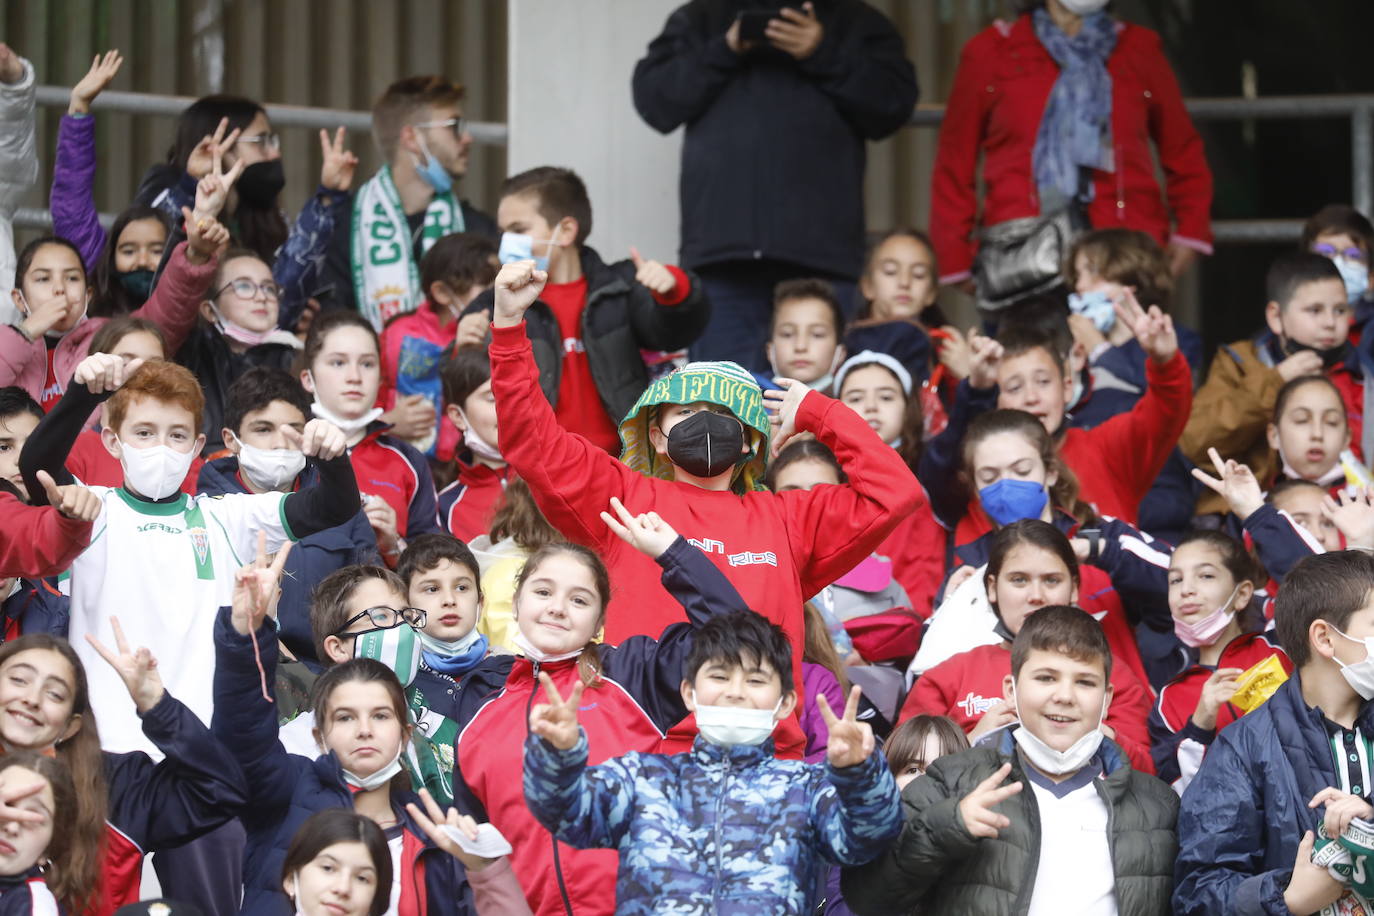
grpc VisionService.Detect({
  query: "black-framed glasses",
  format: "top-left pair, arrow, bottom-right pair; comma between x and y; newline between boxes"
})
335,606 -> 427,635
238,132 -> 281,152
414,116 -> 467,140
215,277 -> 282,302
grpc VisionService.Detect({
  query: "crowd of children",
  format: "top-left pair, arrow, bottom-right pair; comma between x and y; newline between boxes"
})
5,27 -> 1374,916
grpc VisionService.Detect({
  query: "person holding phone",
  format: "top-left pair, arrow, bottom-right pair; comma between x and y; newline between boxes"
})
632,1 -> 918,372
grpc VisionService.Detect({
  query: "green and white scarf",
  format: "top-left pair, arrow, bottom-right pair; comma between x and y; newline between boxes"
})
402,684 -> 458,806
350,165 -> 463,330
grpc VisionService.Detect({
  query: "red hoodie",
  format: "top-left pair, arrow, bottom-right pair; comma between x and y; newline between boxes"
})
489,322 -> 922,689
899,641 -> 1156,774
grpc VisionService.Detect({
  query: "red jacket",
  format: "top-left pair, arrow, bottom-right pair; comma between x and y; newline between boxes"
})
0,492 -> 91,577
899,641 -> 1155,774
348,427 -> 440,542
490,322 -> 921,693
930,15 -> 1213,283
437,460 -> 509,543
876,497 -> 946,619
457,657 -> 665,916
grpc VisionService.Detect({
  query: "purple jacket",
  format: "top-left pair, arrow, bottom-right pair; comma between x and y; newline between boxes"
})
801,662 -> 847,764
50,113 -> 105,272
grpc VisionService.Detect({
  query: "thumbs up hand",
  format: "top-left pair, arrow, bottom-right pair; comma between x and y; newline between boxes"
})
630,246 -> 678,297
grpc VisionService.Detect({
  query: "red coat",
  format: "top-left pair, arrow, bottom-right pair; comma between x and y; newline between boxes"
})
899,641 -> 1155,774
930,15 -> 1213,282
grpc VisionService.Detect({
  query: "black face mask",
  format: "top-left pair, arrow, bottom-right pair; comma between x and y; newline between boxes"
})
665,410 -> 745,479
116,268 -> 155,304
236,159 -> 285,207
1283,336 -> 1350,369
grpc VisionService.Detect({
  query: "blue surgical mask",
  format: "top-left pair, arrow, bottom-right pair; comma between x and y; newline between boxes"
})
1068,290 -> 1116,334
1333,255 -> 1370,303
979,478 -> 1049,526
412,133 -> 453,194
498,231 -> 556,271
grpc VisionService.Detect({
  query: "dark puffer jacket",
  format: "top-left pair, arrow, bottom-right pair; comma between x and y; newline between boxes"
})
463,244 -> 709,426
841,729 -> 1178,916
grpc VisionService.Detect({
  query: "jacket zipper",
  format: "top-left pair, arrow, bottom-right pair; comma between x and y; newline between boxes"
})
712,756 -> 733,916
526,661 -> 576,916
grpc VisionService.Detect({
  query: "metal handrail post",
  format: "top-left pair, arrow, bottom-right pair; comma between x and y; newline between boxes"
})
1354,103 -> 1374,220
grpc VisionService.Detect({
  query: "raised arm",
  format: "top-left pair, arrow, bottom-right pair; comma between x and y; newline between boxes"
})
0,481 -> 97,577
89,616 -> 250,849
20,354 -> 132,497
273,128 -> 357,330
771,382 -> 921,595
52,50 -> 122,271
280,422 -> 361,538
0,44 -> 38,302
488,260 -> 639,549
811,688 -> 903,865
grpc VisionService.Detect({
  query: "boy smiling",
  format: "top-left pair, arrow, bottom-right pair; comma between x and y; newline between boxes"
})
846,606 -> 1178,916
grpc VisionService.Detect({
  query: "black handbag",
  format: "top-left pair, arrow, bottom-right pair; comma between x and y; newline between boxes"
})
972,202 -> 1089,313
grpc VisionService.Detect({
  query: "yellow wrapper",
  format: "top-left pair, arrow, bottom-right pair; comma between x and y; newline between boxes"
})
1230,654 -> 1289,714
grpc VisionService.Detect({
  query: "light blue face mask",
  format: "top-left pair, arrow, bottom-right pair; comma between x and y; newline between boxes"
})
1333,255 -> 1370,303
498,231 -> 557,271
412,133 -> 453,194
1068,289 -> 1117,334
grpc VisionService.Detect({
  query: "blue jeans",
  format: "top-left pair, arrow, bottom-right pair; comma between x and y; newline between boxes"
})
692,260 -> 856,372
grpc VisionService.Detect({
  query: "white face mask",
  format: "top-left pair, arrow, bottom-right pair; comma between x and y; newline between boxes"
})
693,691 -> 782,747
119,440 -> 196,500
1331,625 -> 1374,701
1010,684 -> 1108,776
213,305 -> 276,347
228,432 -> 306,492
341,744 -> 405,792
418,627 -> 483,657
306,373 -> 383,437
512,630 -> 582,664
1058,0 -> 1110,14
287,874 -> 307,916
455,407 -> 502,463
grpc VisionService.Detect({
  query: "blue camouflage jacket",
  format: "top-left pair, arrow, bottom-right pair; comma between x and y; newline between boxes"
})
523,731 -> 903,915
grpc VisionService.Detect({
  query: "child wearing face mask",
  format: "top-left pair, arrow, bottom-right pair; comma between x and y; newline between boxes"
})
523,609 -> 902,915
1181,251 -> 1371,505
846,606 -> 1179,916
1148,529 -> 1292,794
901,520 -> 1157,774
300,310 -> 441,564
436,345 -> 510,542
196,367 -> 378,666
17,356 -> 360,762
455,502 -> 756,916
1174,551 -> 1374,915
757,278 -> 847,394
462,166 -> 709,454
0,220 -> 223,412
214,546 -> 509,916
488,260 -> 920,742
1303,203 -> 1374,321
379,233 -> 498,460
178,248 -> 306,454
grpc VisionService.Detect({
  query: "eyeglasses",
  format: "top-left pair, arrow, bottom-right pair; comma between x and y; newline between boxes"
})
238,132 -> 281,152
336,606 -> 427,635
414,117 -> 467,140
1313,243 -> 1367,264
215,277 -> 282,302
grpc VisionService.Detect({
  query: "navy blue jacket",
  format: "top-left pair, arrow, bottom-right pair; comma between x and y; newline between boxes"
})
211,608 -> 472,916
1,578 -> 67,637
0,871 -> 59,915
197,456 -> 378,664
1174,670 -> 1374,915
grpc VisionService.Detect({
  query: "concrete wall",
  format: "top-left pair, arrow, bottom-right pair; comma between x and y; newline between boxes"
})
507,0 -> 682,266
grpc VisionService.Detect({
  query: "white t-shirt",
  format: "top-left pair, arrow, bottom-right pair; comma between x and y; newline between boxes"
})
1026,771 -> 1118,916
65,487 -> 293,757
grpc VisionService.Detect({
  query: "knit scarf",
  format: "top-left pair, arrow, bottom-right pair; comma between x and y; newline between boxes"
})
1030,8 -> 1117,207
350,165 -> 463,330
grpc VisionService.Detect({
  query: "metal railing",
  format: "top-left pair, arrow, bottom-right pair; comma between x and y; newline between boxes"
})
14,86 -> 1374,245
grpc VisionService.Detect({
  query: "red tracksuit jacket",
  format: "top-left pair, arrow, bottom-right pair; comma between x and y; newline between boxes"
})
900,641 -> 1155,774
0,492 -> 91,577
